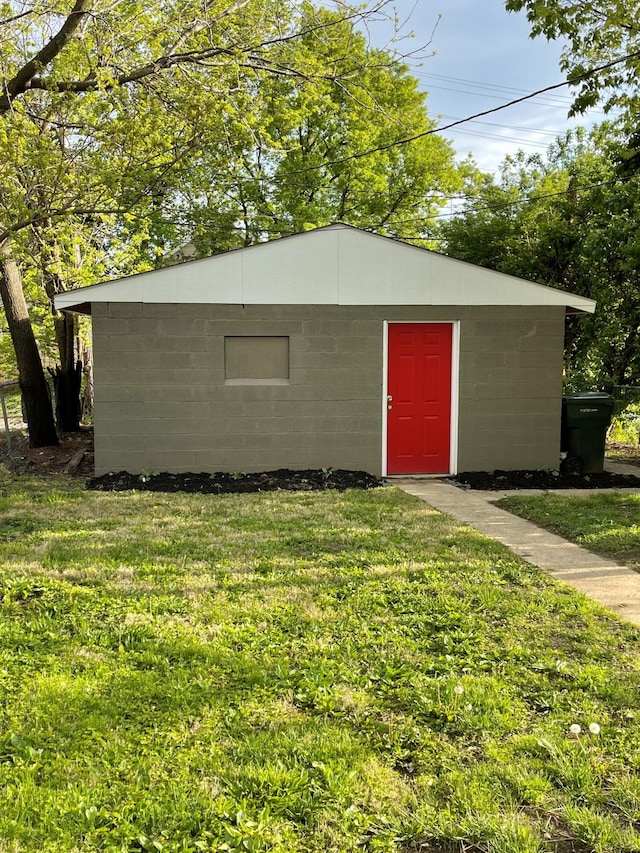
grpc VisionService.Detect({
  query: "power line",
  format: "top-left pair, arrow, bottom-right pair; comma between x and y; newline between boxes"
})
280,48 -> 640,175
197,67 -> 619,190
75,52 -> 640,208
414,70 -> 623,114
157,173 -> 640,241
442,126 -> 551,149
156,160 -> 640,236
416,70 -> 578,100
438,115 -> 564,137
406,173 -> 640,229
28,51 -> 640,243
419,80 -> 589,112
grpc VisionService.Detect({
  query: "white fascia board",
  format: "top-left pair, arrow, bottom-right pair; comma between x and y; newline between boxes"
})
429,253 -> 596,312
336,228 -> 595,313
54,228 -> 341,310
53,223 -> 596,314
54,251 -> 243,310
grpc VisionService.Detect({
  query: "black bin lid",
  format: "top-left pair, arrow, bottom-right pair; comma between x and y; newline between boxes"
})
562,392 -> 614,407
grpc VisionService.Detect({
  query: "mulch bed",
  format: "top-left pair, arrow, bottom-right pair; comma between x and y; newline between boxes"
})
449,469 -> 640,491
7,427 -> 639,494
87,468 -> 382,494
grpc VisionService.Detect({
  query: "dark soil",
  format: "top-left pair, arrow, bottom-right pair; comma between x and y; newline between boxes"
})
2,427 -> 95,476
449,469 -> 640,491
6,425 -> 638,494
87,468 -> 382,494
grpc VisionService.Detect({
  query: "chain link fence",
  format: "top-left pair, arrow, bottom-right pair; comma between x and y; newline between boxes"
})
0,380 -> 24,456
0,377 -> 61,457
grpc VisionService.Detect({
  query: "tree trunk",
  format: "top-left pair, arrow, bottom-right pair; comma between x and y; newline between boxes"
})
80,343 -> 94,421
49,312 -> 82,432
0,250 -> 58,447
48,363 -> 82,432
36,229 -> 85,432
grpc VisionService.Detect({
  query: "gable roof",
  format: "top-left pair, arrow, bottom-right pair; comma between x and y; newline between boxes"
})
54,223 -> 596,314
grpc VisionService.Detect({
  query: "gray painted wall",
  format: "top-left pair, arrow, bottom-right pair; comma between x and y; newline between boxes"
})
92,303 -> 565,475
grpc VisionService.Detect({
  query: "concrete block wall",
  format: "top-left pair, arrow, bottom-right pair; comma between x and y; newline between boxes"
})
92,303 -> 566,475
455,306 -> 565,471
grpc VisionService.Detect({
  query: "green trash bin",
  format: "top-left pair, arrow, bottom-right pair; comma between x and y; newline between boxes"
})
560,392 -> 614,474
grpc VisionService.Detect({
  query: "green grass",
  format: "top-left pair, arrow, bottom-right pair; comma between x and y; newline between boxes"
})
497,492 -> 640,572
1,472 -> 640,852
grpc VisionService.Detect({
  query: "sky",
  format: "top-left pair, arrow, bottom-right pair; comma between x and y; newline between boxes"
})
372,0 -> 606,174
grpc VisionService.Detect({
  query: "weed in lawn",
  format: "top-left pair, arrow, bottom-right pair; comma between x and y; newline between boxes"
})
0,476 -> 639,851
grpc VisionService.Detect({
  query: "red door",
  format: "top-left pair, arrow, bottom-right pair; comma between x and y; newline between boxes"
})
387,323 -> 452,474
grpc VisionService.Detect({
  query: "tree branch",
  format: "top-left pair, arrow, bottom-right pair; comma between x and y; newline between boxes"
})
167,0 -> 252,55
0,8 -> 35,25
0,131 -> 201,245
7,1 -> 409,100
0,0 -> 93,113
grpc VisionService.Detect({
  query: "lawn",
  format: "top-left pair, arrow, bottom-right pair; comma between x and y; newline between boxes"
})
496,492 -> 640,572
1,473 -> 640,853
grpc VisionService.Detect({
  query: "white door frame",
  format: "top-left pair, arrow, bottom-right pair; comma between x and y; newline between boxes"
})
382,320 -> 460,477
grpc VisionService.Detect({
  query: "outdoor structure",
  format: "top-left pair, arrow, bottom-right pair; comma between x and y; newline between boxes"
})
55,224 -> 596,477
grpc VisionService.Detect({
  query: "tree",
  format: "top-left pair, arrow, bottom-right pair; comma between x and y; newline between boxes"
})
441,127 -> 640,390
504,0 -> 640,120
171,7 -> 468,253
497,2 -> 640,389
1,0 -> 439,445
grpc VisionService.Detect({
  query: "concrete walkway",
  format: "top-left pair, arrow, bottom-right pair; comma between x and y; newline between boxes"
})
394,476 -> 640,628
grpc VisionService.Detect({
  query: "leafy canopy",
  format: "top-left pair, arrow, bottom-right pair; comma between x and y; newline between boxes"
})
176,7 -> 468,253
441,126 -> 640,391
504,0 -> 640,120
0,0 -> 470,376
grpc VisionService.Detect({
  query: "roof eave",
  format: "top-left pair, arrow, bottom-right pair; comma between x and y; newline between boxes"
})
58,301 -> 92,315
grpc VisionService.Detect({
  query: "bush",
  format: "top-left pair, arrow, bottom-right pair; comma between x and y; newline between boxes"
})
609,401 -> 640,444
